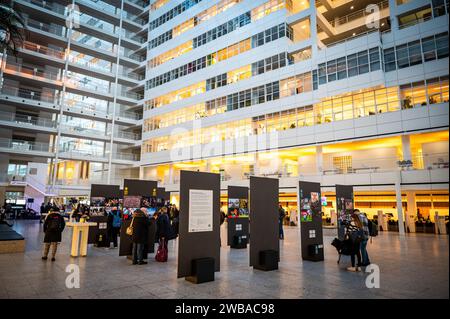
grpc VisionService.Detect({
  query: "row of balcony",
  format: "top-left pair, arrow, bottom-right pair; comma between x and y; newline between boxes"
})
3,62 -> 144,101
0,110 -> 141,141
13,44 -> 144,84
0,138 -> 140,162
160,153 -> 449,185
0,85 -> 143,122
26,18 -> 146,65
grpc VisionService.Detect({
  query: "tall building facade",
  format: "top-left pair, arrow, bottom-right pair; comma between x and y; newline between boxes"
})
0,0 -> 148,207
1,0 -> 449,220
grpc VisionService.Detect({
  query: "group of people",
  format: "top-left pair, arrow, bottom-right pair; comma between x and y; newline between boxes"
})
40,202 -> 180,264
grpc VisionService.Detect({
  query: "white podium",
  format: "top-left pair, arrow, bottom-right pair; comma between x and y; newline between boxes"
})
67,222 -> 97,257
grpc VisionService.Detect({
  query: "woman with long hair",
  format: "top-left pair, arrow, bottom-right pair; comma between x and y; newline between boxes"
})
347,210 -> 364,272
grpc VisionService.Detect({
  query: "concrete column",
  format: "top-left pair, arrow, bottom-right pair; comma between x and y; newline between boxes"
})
316,146 -> 324,174
253,153 -> 260,176
395,175 -> 406,236
401,135 -> 412,161
309,7 -> 319,56
388,0 -> 400,31
406,191 -> 416,233
168,165 -> 174,184
139,166 -> 145,180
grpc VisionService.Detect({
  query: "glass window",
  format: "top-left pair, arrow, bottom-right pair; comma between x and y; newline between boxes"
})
396,44 -> 409,69
435,33 -> 449,58
384,48 -> 397,72
408,40 -> 422,66
422,36 -> 437,61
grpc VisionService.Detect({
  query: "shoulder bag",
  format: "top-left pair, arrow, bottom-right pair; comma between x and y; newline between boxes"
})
126,216 -> 135,236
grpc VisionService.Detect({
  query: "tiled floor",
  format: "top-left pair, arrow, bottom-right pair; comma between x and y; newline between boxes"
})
0,220 -> 448,299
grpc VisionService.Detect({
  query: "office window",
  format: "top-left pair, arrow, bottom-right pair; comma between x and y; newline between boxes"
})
369,47 -> 381,71
383,48 -> 397,71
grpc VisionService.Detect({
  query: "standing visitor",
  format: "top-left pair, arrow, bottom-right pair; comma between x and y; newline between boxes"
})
130,209 -> 149,265
39,202 -> 45,224
107,207 -> 121,248
42,209 -> 66,261
278,204 -> 286,240
346,211 -> 364,272
355,210 -> 371,266
155,207 -> 170,262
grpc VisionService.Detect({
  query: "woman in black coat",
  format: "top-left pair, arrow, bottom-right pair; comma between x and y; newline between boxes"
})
130,209 -> 149,265
156,207 -> 171,240
42,209 -> 65,261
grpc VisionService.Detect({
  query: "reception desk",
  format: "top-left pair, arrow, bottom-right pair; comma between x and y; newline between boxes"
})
67,222 -> 97,257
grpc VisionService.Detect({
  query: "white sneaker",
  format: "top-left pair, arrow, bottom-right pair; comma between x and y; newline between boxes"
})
346,267 -> 357,272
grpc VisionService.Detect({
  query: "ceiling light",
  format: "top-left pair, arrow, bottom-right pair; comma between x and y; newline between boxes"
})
350,6 -> 354,10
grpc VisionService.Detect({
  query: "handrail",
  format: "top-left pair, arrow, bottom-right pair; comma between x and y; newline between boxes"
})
22,41 -> 65,59
1,85 -> 58,103
322,29 -> 381,49
0,138 -> 51,153
4,61 -> 60,81
0,110 -> 57,128
329,0 -> 389,27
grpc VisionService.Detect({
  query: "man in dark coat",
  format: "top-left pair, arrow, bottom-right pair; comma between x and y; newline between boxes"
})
131,209 -> 149,265
42,209 -> 65,261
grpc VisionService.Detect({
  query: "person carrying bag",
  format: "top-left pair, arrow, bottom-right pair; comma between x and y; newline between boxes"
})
129,209 -> 149,265
155,207 -> 170,262
155,238 -> 168,262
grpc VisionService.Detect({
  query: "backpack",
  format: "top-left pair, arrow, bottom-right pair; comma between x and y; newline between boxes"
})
368,219 -> 378,237
47,215 -> 61,232
112,212 -> 122,228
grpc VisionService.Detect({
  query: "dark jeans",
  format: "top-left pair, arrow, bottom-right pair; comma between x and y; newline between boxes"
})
351,241 -> 362,267
132,243 -> 144,263
109,227 -> 120,248
360,239 -> 370,265
279,221 -> 284,239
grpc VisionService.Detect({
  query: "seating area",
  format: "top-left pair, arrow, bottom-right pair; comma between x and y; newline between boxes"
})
0,223 -> 25,254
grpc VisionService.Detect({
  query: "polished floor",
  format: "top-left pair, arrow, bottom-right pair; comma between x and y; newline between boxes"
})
0,220 -> 448,299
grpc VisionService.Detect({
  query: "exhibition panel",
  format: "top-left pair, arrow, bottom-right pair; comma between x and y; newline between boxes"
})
249,176 -> 280,271
178,170 -> 221,280
119,179 -> 159,257
299,181 -> 324,262
336,185 -> 355,240
227,186 -> 250,248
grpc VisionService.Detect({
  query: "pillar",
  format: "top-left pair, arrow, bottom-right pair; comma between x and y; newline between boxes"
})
401,135 -> 412,161
406,191 -> 416,233
168,165 -> 174,184
139,166 -> 145,180
253,153 -> 260,176
395,175 -> 405,236
316,145 -> 324,174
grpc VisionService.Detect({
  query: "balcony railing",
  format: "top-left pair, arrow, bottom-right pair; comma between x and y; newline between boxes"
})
4,61 -> 60,82
0,111 -> 57,128
119,90 -> 144,100
114,131 -> 141,140
126,0 -> 150,9
22,41 -> 65,60
295,153 -> 450,176
329,0 -> 389,27
26,18 -> 65,37
26,0 -> 67,15
60,125 -> 106,137
59,149 -> 107,159
1,85 -> 58,104
64,101 -> 141,121
66,75 -> 111,94
118,110 -> 142,120
112,152 -> 140,161
0,138 -> 51,153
